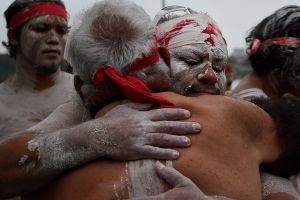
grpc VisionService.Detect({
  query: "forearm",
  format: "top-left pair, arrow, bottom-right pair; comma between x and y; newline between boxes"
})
0,121 -> 106,198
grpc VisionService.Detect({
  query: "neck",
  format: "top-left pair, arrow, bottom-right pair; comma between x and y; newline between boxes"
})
13,56 -> 60,91
246,71 -> 280,97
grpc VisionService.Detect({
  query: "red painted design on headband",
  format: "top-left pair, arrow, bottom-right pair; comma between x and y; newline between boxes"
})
9,3 -> 67,30
202,23 -> 224,46
251,37 -> 300,54
92,67 -> 174,108
158,19 -> 199,46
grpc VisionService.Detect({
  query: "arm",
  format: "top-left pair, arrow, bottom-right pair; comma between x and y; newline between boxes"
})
0,101 -> 201,198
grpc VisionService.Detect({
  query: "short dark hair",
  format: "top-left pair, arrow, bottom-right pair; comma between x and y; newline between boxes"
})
2,0 -> 66,58
246,5 -> 300,75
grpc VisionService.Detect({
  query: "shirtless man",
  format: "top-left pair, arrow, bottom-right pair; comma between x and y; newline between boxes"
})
0,1 -> 201,198
23,1 -> 300,199
0,0 -> 74,137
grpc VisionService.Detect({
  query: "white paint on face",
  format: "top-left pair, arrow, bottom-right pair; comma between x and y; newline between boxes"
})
169,43 -> 227,95
18,15 -> 68,75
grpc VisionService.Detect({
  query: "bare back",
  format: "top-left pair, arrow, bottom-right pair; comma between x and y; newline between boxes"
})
25,93 -> 280,200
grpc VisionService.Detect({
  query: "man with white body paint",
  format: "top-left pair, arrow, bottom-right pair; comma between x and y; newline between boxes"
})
0,0 -> 74,138
0,1 -> 201,199
24,1 -> 300,200
139,6 -> 300,200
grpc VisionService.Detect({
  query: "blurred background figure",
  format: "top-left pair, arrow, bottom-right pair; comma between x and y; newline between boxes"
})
232,5 -> 300,99
231,5 -> 300,193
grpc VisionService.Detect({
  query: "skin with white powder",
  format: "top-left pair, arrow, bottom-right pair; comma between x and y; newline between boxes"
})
0,15 -> 74,139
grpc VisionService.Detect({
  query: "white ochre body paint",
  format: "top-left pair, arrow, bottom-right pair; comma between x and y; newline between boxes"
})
113,160 -> 173,198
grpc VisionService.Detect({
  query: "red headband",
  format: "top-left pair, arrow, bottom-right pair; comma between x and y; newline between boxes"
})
92,43 -> 174,108
251,37 -> 300,54
9,2 -> 68,30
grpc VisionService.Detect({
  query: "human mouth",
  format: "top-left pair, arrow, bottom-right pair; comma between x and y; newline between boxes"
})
42,49 -> 61,58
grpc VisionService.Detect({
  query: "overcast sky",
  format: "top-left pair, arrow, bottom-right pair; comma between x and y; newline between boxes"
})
0,0 -> 299,55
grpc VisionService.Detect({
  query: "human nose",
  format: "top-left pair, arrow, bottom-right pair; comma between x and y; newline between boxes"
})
46,30 -> 60,44
197,67 -> 217,84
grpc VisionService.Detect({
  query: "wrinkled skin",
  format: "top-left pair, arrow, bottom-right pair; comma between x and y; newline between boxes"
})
94,101 -> 201,160
169,44 -> 227,96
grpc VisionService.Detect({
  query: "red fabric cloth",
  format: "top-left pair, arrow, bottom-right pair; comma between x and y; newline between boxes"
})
9,3 -> 68,30
92,67 -> 174,108
251,37 -> 300,54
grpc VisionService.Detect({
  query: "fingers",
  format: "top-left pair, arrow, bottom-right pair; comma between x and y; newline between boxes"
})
128,195 -> 164,200
148,108 -> 191,121
154,161 -> 190,187
140,145 -> 180,160
121,102 -> 153,111
146,133 -> 191,147
151,121 -> 201,134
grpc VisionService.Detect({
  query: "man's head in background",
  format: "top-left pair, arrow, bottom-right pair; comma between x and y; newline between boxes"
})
247,5 -> 300,96
3,0 -> 69,75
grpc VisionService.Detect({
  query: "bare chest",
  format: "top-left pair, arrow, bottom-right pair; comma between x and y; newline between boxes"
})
0,85 -> 74,137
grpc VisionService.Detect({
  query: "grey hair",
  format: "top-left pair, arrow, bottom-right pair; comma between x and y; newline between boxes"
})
66,0 -> 155,83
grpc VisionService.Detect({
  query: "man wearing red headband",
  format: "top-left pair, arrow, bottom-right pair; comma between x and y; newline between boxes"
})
0,0 -> 202,199
22,1 -> 300,200
0,0 -> 72,137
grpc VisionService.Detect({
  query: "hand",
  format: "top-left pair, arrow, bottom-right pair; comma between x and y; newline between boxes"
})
91,102 -> 201,160
129,161 -> 208,200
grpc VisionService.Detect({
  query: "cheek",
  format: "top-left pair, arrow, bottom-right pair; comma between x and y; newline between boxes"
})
21,32 -> 44,56
170,59 -> 190,75
60,35 -> 67,49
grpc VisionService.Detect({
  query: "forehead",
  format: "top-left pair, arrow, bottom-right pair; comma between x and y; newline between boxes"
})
25,15 -> 67,26
156,13 -> 228,55
170,43 -> 228,60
